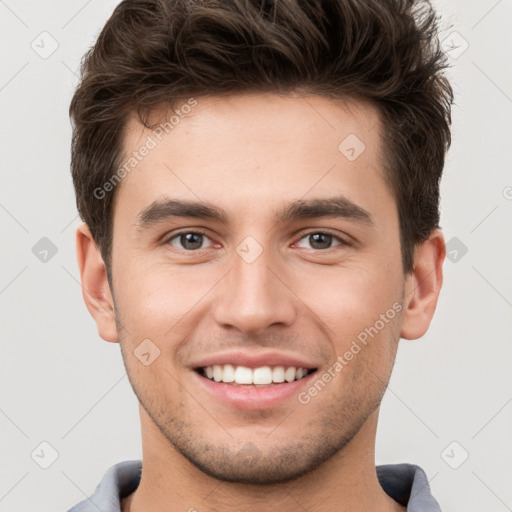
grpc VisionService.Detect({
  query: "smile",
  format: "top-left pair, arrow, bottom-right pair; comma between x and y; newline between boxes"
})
193,364 -> 319,410
197,364 -> 316,386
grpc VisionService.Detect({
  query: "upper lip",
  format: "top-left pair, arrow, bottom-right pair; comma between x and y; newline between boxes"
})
191,350 -> 320,370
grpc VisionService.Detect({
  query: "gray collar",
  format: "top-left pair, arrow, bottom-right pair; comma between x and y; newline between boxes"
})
67,460 -> 442,512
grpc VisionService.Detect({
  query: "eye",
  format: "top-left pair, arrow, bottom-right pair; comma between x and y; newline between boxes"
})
294,232 -> 347,250
166,231 -> 215,251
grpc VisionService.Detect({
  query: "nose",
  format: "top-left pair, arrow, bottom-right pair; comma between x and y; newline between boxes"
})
212,243 -> 297,335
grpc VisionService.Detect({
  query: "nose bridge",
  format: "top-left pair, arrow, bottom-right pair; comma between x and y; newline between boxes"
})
212,237 -> 296,334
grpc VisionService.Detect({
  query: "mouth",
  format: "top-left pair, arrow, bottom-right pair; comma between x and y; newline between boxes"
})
190,351 -> 321,410
195,364 -> 317,387
192,364 -> 318,410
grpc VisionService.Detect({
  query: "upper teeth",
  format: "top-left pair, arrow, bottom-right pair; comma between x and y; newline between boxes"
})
202,365 -> 311,385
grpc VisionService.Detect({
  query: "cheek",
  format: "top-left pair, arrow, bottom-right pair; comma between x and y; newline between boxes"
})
296,265 -> 403,379
297,266 -> 399,332
114,242 -> 403,347
115,262 -> 212,332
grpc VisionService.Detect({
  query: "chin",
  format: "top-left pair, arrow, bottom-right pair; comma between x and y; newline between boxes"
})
177,441 -> 337,485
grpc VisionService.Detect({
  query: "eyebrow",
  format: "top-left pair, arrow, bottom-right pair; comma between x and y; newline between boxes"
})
135,196 -> 375,230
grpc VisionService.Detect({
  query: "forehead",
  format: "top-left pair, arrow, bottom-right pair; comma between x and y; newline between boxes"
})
123,93 -> 381,158
114,93 -> 393,228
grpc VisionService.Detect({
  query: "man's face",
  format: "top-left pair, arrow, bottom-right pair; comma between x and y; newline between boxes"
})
110,93 -> 406,483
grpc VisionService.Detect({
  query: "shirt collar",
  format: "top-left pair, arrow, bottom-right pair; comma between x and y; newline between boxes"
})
67,460 -> 441,512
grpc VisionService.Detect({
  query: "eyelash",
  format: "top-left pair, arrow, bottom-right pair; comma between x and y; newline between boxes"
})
164,229 -> 351,252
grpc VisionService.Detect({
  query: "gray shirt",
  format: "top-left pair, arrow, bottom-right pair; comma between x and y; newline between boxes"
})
66,460 -> 442,511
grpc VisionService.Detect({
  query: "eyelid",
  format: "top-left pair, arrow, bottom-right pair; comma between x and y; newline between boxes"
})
164,229 -> 216,249
163,228 -> 353,251
292,229 -> 353,248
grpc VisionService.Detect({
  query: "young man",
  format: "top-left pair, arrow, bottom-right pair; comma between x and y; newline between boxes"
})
67,0 -> 453,510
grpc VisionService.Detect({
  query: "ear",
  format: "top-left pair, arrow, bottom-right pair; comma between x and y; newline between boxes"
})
400,229 -> 446,340
75,223 -> 119,343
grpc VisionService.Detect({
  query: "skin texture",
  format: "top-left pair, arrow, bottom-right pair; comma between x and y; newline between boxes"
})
77,93 -> 445,512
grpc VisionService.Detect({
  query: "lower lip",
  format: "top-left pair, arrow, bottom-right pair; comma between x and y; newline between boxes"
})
192,370 -> 317,410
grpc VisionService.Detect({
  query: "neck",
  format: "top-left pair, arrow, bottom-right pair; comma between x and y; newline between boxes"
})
123,407 -> 404,512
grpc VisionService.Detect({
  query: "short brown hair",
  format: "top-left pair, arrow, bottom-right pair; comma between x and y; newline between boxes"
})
69,0 -> 453,275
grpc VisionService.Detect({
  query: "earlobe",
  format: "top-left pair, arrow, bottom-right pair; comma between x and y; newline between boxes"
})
400,229 -> 446,340
76,223 -> 119,343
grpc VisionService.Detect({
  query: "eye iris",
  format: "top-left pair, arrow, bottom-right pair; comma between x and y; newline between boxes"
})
181,233 -> 203,250
310,233 -> 332,250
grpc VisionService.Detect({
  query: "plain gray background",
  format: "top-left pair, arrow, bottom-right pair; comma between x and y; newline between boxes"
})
1,1 -> 511,510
